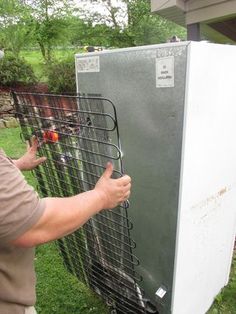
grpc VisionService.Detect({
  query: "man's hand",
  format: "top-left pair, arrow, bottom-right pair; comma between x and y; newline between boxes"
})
14,137 -> 47,171
94,162 -> 131,209
11,161 -> 132,247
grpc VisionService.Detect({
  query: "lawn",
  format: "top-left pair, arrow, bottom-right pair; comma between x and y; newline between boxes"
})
20,48 -> 80,82
1,126 -> 236,313
20,50 -> 48,82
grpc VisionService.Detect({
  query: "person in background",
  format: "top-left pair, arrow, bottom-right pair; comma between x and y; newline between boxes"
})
0,48 -> 4,59
168,35 -> 181,43
0,137 -> 131,314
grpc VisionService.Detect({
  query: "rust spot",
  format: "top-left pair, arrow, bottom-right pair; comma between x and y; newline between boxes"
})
191,186 -> 229,211
218,188 -> 227,196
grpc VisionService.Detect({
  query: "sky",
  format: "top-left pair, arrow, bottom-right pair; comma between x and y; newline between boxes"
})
74,0 -> 127,26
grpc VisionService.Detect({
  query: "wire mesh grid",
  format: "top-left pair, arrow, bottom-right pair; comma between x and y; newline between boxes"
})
12,92 -> 149,314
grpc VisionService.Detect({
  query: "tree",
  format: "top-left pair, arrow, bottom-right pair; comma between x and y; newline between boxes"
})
67,16 -> 114,47
25,0 -> 76,63
78,0 -> 186,47
0,0 -> 33,55
123,0 -> 186,46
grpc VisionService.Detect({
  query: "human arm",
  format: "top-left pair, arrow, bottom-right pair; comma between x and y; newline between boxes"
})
13,137 -> 46,171
11,162 -> 131,248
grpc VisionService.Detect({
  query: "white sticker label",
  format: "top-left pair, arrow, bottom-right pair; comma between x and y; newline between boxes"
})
155,287 -> 167,299
77,56 -> 100,73
156,56 -> 174,88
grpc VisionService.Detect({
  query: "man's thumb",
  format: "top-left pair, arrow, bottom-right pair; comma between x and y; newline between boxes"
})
102,162 -> 114,179
35,156 -> 47,166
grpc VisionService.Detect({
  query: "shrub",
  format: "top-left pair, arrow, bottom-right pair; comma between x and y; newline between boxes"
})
47,57 -> 76,94
0,53 -> 36,86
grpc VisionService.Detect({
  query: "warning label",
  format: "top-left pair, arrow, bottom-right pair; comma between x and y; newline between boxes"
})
156,56 -> 174,88
77,56 -> 100,73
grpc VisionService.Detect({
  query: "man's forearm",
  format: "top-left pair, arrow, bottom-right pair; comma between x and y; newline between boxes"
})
42,191 -> 105,240
12,190 -> 105,248
11,163 -> 131,248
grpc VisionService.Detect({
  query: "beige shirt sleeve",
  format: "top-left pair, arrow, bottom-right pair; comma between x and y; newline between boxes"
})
0,150 -> 45,245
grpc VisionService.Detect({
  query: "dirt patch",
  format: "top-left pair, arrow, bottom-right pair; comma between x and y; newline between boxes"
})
0,83 -> 49,93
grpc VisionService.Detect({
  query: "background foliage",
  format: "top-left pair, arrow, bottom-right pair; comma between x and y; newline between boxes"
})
0,0 -> 186,91
47,56 -> 76,93
0,0 -> 186,60
0,53 -> 36,86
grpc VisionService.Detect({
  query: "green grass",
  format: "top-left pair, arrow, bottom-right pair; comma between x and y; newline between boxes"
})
20,50 -> 47,82
0,127 -> 35,185
20,48 -> 80,82
208,255 -> 236,314
35,243 -> 108,314
0,126 -> 236,314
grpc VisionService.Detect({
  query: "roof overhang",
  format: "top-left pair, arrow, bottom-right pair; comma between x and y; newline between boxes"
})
151,0 -> 236,43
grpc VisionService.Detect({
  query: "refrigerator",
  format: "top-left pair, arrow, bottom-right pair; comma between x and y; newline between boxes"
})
75,41 -> 236,314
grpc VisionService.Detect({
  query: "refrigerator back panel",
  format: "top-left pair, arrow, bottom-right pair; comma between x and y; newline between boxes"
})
76,43 -> 187,307
75,42 -> 236,314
